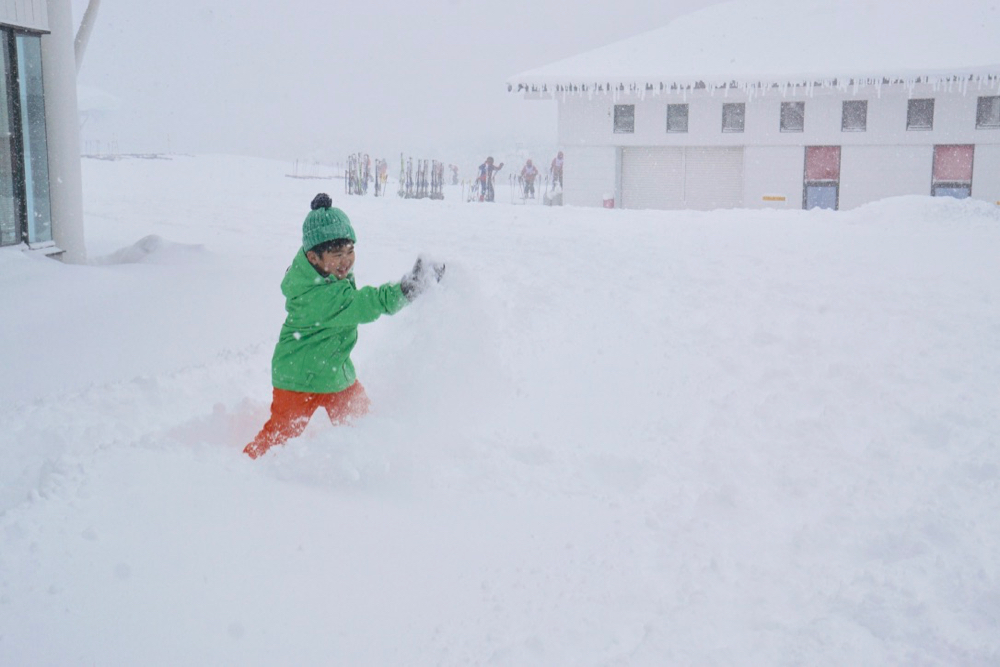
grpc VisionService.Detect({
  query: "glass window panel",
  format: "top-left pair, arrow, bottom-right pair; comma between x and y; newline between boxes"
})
933,144 -> 974,182
805,184 -> 838,210
16,33 -> 51,245
977,96 -> 1000,128
907,98 -> 934,130
932,184 -> 971,199
780,102 -> 804,132
1,31 -> 20,246
722,103 -> 745,132
614,104 -> 635,133
842,100 -> 867,132
667,103 -> 688,133
805,146 -> 841,181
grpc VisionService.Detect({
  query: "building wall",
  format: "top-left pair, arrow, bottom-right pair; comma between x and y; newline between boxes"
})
558,83 -> 1000,148
553,81 -> 1000,209
1,0 -> 84,260
839,145 -> 933,209
0,0 -> 49,32
41,0 -> 85,261
974,144 -> 1000,204
743,146 -> 804,210
562,146 -> 617,208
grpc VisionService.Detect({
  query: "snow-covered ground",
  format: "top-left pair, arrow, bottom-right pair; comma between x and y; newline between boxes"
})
1,154 -> 998,665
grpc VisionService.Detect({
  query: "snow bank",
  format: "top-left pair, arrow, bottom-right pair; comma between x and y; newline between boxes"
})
90,234 -> 207,265
1,154 -> 998,665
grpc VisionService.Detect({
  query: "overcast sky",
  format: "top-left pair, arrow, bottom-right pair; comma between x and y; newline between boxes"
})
73,0 -> 717,166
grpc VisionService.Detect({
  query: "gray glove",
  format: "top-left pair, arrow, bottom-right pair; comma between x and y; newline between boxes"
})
400,257 -> 446,301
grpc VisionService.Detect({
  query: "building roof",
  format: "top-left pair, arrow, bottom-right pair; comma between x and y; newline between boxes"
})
509,0 -> 1000,94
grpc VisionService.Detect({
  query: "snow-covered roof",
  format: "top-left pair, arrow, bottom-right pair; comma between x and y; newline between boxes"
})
508,0 -> 1000,94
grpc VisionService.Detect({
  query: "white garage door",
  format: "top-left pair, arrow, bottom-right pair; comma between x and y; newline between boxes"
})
621,147 -> 685,210
621,147 -> 744,210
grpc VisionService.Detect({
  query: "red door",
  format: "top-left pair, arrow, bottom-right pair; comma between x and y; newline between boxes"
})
804,146 -> 841,209
932,145 -> 974,198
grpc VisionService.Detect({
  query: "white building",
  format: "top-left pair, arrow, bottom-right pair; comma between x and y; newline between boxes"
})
509,0 -> 1000,211
1,0 -> 85,260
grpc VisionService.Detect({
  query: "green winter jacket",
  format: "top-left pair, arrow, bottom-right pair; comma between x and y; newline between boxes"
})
271,250 -> 408,393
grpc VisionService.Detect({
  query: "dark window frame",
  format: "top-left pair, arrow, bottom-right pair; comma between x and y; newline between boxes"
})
842,100 -> 868,132
803,182 -> 840,210
2,29 -> 27,246
666,103 -> 688,133
907,98 -> 935,131
802,145 -> 842,211
931,182 -> 972,198
613,104 -> 635,134
976,96 -> 1000,129
1,27 -> 52,248
931,144 -> 974,199
14,32 -> 52,245
722,102 -> 745,133
780,101 -> 805,132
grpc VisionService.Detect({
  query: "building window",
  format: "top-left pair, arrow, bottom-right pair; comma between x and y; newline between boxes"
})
803,146 -> 841,210
780,101 -> 804,132
842,100 -> 867,131
907,98 -> 934,131
666,103 -> 688,133
614,104 -> 635,133
932,144 -> 974,198
1,35 -> 17,245
1,28 -> 52,248
722,103 -> 745,133
977,96 -> 1000,129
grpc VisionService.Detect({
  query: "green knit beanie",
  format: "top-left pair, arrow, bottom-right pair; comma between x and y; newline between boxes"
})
302,206 -> 357,251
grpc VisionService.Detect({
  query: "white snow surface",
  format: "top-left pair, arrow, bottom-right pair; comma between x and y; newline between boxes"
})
2,154 -> 1000,665
510,0 -> 1000,88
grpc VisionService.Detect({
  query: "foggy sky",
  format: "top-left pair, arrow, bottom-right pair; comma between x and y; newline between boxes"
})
72,0 -> 716,166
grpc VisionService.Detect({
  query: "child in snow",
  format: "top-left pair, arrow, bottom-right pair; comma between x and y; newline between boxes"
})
244,193 -> 444,459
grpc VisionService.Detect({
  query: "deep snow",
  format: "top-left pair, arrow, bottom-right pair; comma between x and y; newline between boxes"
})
1,154 -> 999,665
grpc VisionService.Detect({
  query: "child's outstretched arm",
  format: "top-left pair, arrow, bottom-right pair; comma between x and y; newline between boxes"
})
312,280 -> 408,326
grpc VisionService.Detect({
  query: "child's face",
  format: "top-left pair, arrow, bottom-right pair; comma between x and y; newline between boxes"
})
307,243 -> 355,280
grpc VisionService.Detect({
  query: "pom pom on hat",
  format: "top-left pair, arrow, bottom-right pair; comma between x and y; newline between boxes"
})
302,205 -> 356,251
311,192 -> 333,210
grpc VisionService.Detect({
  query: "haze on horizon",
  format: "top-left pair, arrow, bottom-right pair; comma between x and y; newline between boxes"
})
72,0 -> 716,165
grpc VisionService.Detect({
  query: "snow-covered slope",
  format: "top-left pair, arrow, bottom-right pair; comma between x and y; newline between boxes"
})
1,154 -> 998,665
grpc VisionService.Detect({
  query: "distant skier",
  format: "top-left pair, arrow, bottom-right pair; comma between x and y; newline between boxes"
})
362,154 -> 372,195
449,164 -> 459,185
477,156 -> 504,202
244,193 -> 445,459
550,151 -> 564,190
377,159 -> 388,194
520,159 -> 539,198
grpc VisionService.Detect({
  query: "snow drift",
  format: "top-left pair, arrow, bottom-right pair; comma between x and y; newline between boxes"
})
0,154 -> 998,665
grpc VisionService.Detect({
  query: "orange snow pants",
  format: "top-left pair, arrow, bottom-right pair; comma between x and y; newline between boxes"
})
243,382 -> 370,459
